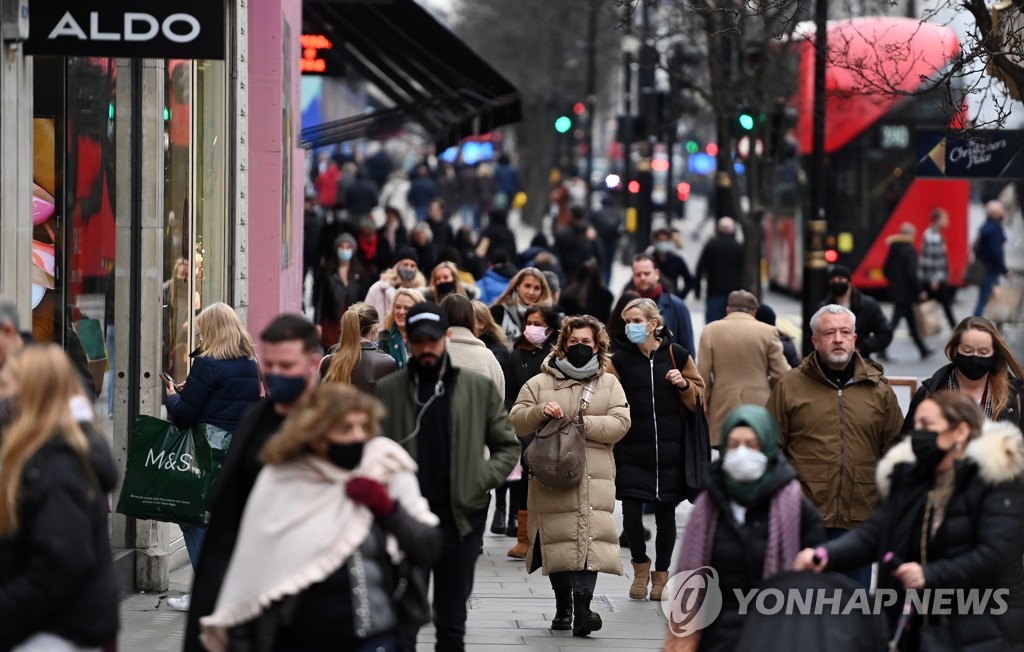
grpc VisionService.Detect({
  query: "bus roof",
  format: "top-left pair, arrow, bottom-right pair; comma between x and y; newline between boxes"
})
793,17 -> 961,155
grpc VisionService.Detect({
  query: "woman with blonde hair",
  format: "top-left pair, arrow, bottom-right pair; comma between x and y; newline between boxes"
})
610,297 -> 706,601
321,303 -> 396,393
163,302 -> 262,610
490,267 -> 553,342
201,384 -> 440,652
472,299 -> 511,368
904,316 -> 1024,430
365,247 -> 427,320
510,314 -> 630,637
422,261 -> 479,304
377,288 -> 425,370
0,344 -> 119,651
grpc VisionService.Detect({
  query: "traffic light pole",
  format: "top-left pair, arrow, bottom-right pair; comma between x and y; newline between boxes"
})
802,0 -> 829,356
584,0 -> 597,213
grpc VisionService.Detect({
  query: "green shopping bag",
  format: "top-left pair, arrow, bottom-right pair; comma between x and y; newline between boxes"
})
116,415 -> 221,527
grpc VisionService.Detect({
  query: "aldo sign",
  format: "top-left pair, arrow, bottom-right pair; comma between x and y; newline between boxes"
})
26,1 -> 224,59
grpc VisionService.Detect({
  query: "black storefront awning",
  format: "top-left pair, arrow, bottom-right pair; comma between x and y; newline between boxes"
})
301,0 -> 521,149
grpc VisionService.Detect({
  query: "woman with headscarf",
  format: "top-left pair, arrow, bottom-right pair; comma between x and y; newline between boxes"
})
510,314 -> 630,637
669,405 -> 826,652
796,391 -> 1024,651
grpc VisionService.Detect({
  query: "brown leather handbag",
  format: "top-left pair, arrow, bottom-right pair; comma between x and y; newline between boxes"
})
524,382 -> 596,489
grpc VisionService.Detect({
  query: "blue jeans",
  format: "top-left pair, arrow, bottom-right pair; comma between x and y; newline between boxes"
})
974,270 -> 1001,317
826,527 -> 872,588
181,525 -> 207,571
705,295 -> 728,324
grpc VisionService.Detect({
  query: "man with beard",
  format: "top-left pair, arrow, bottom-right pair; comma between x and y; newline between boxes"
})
375,302 -> 519,652
183,315 -> 322,651
766,304 -> 903,587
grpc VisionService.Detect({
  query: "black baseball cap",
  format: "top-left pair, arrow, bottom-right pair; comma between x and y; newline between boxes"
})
405,302 -> 449,342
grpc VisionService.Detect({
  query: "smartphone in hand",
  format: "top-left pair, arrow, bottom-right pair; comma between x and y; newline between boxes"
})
160,372 -> 178,393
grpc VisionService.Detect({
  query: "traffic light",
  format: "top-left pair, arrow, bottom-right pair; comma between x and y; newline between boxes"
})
676,182 -> 691,201
738,112 -> 755,131
573,102 -> 586,116
554,115 -> 572,133
685,140 -> 699,154
627,180 -> 641,194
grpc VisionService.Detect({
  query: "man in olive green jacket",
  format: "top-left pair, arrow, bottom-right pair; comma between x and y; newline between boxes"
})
375,302 -> 519,652
766,304 -> 903,586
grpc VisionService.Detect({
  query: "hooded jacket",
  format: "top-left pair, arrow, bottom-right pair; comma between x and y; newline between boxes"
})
0,424 -> 120,650
766,352 -> 904,529
816,289 -> 893,357
825,421 -> 1024,649
509,357 -> 631,575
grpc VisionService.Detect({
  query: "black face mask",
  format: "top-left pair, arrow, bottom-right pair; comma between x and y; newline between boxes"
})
327,442 -> 365,470
436,281 -> 456,297
566,343 -> 595,368
830,281 -> 850,296
911,429 -> 949,470
954,353 -> 996,381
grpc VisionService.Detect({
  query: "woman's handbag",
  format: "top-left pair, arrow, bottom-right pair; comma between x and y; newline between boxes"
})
524,382 -> 596,489
392,559 -> 432,628
668,344 -> 711,502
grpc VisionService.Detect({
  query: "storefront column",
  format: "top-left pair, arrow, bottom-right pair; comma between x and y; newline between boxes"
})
231,0 -> 250,323
113,57 -> 175,592
0,41 -> 33,313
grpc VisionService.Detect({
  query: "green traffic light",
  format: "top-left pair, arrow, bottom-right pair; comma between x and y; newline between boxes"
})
685,140 -> 699,154
554,116 -> 572,133
738,113 -> 755,130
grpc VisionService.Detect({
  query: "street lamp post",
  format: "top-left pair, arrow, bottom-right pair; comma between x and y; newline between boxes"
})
802,0 -> 829,355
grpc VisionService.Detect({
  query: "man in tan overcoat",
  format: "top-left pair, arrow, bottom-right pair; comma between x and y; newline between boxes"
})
697,290 -> 790,445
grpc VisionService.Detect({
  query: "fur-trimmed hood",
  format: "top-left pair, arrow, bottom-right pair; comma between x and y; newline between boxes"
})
876,420 -> 1024,498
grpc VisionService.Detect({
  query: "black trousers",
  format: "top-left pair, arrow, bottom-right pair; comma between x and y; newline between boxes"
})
621,499 -> 678,572
927,282 -> 958,329
549,569 -> 598,593
399,516 -> 485,652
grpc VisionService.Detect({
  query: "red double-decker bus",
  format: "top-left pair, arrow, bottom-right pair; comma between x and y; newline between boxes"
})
764,17 -> 970,294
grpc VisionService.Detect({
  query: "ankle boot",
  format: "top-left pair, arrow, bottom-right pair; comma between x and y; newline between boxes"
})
490,506 -> 506,535
507,510 -> 529,559
629,558 -> 651,599
505,510 -> 518,537
572,589 -> 602,637
551,587 -> 573,630
650,570 -> 669,601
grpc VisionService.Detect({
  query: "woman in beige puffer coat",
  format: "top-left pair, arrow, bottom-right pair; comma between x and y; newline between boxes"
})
510,314 -> 630,638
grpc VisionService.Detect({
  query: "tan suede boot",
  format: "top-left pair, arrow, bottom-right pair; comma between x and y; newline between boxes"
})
650,570 -> 670,601
507,510 -> 529,559
629,559 -> 651,599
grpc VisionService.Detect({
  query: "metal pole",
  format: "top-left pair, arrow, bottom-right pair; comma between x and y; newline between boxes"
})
622,12 -> 633,223
802,0 -> 829,356
584,0 -> 597,213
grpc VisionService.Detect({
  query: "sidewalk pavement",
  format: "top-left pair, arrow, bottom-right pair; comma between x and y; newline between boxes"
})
119,502 -> 685,651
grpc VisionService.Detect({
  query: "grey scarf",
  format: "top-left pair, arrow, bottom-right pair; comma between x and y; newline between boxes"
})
554,355 -> 601,381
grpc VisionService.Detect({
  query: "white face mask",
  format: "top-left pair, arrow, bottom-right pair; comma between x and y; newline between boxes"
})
721,445 -> 768,482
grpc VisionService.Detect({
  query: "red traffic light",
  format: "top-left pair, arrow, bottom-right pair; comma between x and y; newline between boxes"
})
825,249 -> 839,263
627,180 -> 641,194
676,182 -> 691,201
573,102 -> 586,115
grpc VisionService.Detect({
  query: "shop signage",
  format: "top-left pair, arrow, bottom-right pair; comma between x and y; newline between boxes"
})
25,2 -> 225,59
300,33 -> 344,76
916,128 -> 1024,179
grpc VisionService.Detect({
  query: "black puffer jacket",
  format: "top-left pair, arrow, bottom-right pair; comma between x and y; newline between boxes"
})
825,421 -> 1024,650
0,424 -> 120,650
903,363 -> 1024,432
610,338 -> 694,503
699,456 -> 826,652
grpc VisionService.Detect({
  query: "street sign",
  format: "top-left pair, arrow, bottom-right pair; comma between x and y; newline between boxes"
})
25,2 -> 225,60
916,128 -> 1024,179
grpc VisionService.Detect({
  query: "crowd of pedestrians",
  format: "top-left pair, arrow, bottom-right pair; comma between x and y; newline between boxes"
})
4,151 -> 1024,652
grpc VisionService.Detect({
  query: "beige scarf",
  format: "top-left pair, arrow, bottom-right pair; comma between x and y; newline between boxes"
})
200,437 -> 437,652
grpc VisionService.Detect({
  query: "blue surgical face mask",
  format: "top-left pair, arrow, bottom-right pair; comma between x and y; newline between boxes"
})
337,248 -> 354,263
266,373 -> 308,405
654,241 -> 672,254
626,322 -> 650,344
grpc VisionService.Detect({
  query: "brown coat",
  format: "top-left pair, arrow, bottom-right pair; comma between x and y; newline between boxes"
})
509,358 -> 630,575
697,311 -> 790,444
765,352 -> 903,530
